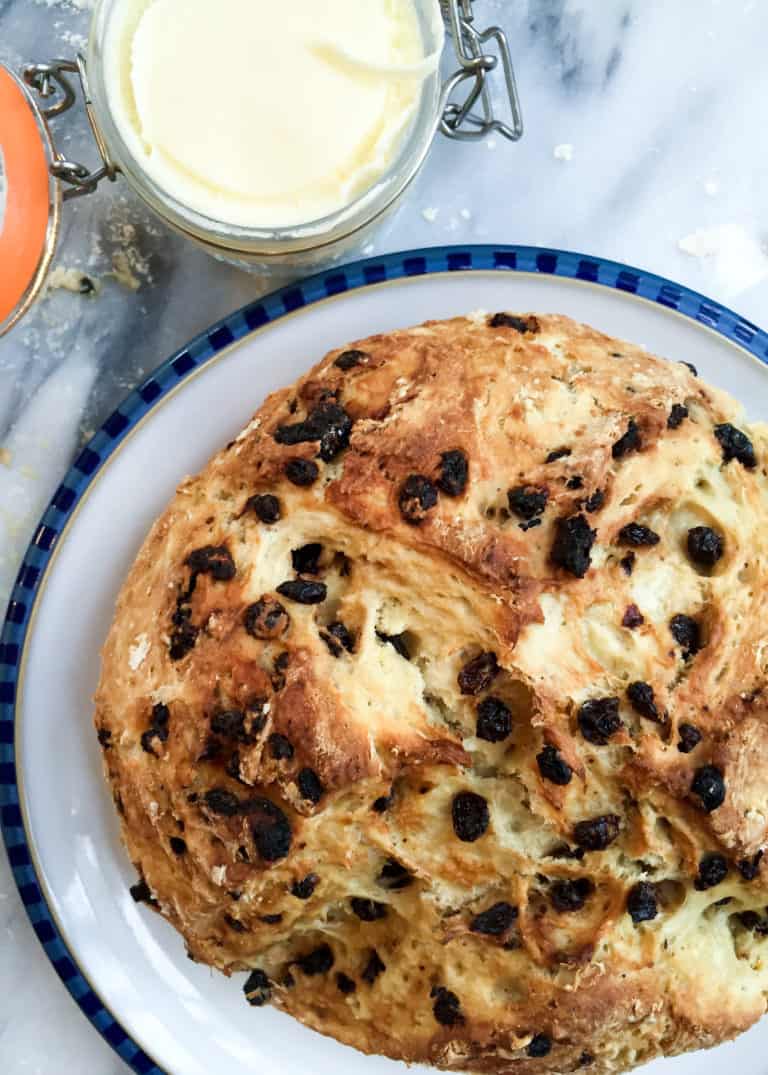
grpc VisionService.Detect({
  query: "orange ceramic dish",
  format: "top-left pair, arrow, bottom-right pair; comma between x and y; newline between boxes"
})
0,65 -> 54,332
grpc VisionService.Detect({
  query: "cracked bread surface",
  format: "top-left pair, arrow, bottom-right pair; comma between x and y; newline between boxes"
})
95,312 -> 768,1074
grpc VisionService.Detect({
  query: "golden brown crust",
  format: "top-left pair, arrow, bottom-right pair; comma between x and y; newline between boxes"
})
95,312 -> 768,1074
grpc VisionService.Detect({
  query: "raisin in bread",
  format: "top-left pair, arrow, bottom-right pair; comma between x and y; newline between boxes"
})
95,313 -> 768,1075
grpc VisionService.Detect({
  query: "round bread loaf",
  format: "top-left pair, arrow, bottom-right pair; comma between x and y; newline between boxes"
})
96,312 -> 768,1074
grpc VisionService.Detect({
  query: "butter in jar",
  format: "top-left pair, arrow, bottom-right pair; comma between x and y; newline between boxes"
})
1,0 -> 521,327
102,0 -> 443,231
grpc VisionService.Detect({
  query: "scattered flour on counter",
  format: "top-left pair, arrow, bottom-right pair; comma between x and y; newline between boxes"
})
40,199 -> 157,307
33,0 -> 94,8
460,208 -> 472,220
704,179 -> 720,197
679,224 -> 747,257
88,229 -> 103,265
421,207 -> 439,223
553,143 -> 574,161
677,224 -> 768,295
103,204 -> 155,290
59,28 -> 88,49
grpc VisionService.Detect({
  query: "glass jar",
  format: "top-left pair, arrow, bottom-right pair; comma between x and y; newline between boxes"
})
0,0 -> 522,333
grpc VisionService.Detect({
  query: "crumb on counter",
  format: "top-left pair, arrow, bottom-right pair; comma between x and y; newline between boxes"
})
109,250 -> 142,292
47,266 -> 101,296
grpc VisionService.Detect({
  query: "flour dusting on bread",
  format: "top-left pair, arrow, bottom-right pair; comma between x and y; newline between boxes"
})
96,313 -> 768,1074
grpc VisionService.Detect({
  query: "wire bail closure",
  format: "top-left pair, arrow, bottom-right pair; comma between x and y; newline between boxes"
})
22,56 -> 118,200
21,3 -> 522,204
440,0 -> 523,142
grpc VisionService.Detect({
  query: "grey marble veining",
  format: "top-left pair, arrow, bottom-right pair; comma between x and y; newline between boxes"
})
2,0 -> 768,1071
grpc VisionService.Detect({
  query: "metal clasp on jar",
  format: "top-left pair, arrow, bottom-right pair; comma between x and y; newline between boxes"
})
22,56 -> 118,199
23,2 -> 523,202
440,0 -> 523,141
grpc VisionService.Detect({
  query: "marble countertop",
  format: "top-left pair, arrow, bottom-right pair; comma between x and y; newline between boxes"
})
3,0 -> 768,1071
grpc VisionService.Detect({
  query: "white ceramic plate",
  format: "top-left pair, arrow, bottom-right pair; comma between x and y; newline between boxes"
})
4,247 -> 768,1075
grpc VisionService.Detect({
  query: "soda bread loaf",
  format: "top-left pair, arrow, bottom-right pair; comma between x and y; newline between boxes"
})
95,312 -> 768,1074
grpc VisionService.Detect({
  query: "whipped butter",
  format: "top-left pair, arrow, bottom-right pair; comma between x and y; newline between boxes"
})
104,0 -> 442,228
